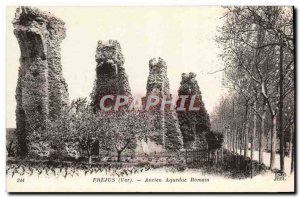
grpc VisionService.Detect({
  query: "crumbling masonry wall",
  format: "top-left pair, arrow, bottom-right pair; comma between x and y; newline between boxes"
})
13,6 -> 69,156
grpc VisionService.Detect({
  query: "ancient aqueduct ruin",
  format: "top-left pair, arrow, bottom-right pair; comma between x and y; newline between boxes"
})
13,6 -> 210,156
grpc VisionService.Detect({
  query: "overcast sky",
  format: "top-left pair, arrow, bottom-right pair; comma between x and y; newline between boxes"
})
6,6 -> 227,128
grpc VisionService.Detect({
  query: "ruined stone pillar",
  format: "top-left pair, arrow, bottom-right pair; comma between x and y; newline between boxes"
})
91,40 -> 132,110
13,7 -> 69,156
177,72 -> 210,149
144,57 -> 183,151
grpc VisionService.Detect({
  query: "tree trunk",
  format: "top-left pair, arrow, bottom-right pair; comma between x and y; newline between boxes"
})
259,104 -> 266,164
214,150 -> 218,165
250,102 -> 257,179
290,124 -> 294,174
232,99 -> 235,153
266,130 -> 269,151
221,146 -> 224,163
227,128 -> 230,151
244,103 -> 249,160
229,129 -> 232,152
88,155 -> 92,164
244,122 -> 249,160
226,129 -> 229,151
235,128 -> 240,168
233,129 -> 236,153
117,151 -> 122,162
289,124 -> 293,158
251,101 -> 257,162
240,125 -> 243,155
229,130 -> 232,152
278,37 -> 285,173
270,115 -> 277,169
231,130 -> 234,152
224,127 -> 228,150
236,126 -> 239,155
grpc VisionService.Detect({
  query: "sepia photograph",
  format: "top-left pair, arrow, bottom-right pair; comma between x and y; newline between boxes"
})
5,5 -> 295,193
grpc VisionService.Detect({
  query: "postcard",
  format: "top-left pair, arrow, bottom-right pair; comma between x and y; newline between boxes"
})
6,6 -> 295,192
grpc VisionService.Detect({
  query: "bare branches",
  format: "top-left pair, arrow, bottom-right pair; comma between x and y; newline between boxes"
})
207,67 -> 226,74
215,6 -> 294,170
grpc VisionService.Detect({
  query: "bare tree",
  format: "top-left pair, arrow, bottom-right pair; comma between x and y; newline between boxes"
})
217,6 -> 294,171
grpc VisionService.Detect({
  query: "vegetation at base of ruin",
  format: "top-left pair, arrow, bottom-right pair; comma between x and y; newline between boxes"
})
23,97 -> 169,164
205,131 -> 224,151
8,122 -> 272,179
6,153 -> 188,178
7,128 -> 17,157
7,149 -> 268,179
188,150 -> 268,179
6,159 -> 153,178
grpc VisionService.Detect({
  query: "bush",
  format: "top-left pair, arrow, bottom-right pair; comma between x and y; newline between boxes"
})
136,161 -> 150,167
205,131 -> 224,150
176,163 -> 187,172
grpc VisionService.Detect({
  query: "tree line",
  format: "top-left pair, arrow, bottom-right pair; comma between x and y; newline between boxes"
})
212,6 -> 294,173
